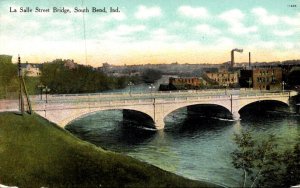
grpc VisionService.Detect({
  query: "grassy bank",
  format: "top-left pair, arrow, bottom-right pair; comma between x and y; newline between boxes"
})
0,112 -> 219,187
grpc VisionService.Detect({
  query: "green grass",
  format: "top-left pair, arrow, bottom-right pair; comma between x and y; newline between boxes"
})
0,112 -> 219,188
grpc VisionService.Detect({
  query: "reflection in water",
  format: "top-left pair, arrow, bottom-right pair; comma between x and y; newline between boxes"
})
66,106 -> 299,187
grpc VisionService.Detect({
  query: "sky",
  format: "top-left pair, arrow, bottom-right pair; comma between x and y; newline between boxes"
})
0,0 -> 300,67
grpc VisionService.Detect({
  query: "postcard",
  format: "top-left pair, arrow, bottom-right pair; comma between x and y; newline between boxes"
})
0,0 -> 299,187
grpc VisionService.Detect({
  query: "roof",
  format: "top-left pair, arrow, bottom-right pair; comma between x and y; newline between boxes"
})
20,63 -> 43,69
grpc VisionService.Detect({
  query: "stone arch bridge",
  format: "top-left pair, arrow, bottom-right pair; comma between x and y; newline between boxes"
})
0,90 -> 297,130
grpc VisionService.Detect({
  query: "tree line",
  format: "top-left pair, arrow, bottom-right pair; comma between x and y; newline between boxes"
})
40,60 -> 131,94
0,57 -> 18,98
0,57 -> 163,97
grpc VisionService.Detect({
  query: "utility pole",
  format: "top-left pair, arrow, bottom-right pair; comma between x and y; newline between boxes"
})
18,55 -> 24,114
17,55 -> 32,115
38,83 -> 44,100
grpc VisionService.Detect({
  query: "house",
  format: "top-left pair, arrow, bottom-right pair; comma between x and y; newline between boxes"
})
21,62 -> 42,77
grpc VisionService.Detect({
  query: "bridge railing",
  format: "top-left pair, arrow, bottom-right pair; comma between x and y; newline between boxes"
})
1,90 -> 296,110
31,89 -> 294,101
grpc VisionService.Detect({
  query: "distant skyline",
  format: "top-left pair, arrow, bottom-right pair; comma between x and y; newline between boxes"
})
0,0 -> 300,67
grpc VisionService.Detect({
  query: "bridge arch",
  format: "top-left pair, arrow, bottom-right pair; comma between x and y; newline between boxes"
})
237,98 -> 290,113
162,102 -> 233,125
238,99 -> 290,117
163,101 -> 232,118
62,106 -> 155,128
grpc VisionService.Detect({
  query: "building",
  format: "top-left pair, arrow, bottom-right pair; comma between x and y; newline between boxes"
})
64,59 -> 78,69
252,67 -> 282,90
169,77 -> 201,89
204,71 -> 238,87
21,62 -> 42,77
239,70 -> 253,88
239,67 -> 282,90
159,77 -> 202,90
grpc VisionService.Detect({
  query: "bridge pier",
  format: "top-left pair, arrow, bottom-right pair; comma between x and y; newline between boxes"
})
232,111 -> 240,120
154,119 -> 165,130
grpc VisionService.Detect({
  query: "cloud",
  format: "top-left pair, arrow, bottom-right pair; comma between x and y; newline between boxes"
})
281,42 -> 295,49
273,30 -> 295,37
102,24 -> 146,40
219,9 -> 244,25
230,25 -> 257,35
178,6 -> 209,19
50,19 -> 72,26
135,5 -> 161,20
0,15 -> 15,25
195,24 -> 220,35
219,9 -> 257,35
91,11 -> 127,30
24,21 -> 40,30
214,37 -> 237,48
255,41 -> 276,49
150,28 -> 179,42
110,11 -> 127,21
116,24 -> 146,35
282,14 -> 300,26
170,21 -> 186,28
99,11 -> 127,22
251,7 -> 279,25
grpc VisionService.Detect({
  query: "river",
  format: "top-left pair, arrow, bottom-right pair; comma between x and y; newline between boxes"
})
65,78 -> 299,187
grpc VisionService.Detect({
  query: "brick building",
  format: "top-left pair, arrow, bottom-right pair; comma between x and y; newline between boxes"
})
204,71 -> 238,86
169,77 -> 201,89
252,67 -> 282,90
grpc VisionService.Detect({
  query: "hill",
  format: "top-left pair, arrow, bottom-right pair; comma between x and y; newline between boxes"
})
0,112 -> 219,187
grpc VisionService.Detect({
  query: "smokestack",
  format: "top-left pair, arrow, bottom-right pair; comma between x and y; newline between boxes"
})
231,50 -> 234,67
231,48 -> 243,68
249,52 -> 251,69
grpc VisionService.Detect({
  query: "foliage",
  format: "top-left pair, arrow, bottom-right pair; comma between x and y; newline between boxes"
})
0,57 -> 40,98
287,68 -> 300,87
282,139 -> 300,186
0,59 -> 18,98
40,60 -> 130,94
232,130 -> 300,187
0,112 -> 218,187
24,77 -> 40,95
141,69 -> 162,83
231,131 -> 255,187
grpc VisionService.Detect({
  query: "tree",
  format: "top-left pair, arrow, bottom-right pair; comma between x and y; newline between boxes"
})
141,69 -> 162,83
231,131 -> 255,187
232,131 -> 279,187
232,131 -> 300,187
287,68 -> 300,87
40,60 -> 132,94
282,138 -> 300,186
0,57 -> 18,98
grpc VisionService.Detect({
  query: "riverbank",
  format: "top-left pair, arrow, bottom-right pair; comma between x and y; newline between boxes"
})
0,112 -> 219,187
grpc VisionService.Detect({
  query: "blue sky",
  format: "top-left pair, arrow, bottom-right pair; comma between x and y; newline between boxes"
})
0,0 -> 299,66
